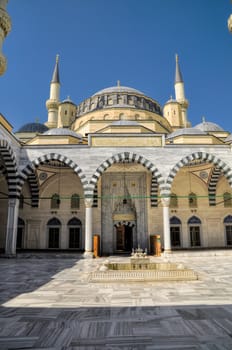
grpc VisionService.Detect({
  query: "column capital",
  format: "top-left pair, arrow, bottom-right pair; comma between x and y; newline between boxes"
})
8,197 -> 19,206
84,198 -> 93,208
161,196 -> 170,207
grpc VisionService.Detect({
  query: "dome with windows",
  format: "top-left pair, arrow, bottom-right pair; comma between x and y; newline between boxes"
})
76,85 -> 163,117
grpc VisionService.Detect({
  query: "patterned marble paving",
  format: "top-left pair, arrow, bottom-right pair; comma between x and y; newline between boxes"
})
0,253 -> 232,349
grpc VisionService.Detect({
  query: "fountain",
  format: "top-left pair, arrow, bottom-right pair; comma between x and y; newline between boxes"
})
89,247 -> 198,282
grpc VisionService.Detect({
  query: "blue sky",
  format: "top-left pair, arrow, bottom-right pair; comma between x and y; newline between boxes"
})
1,0 -> 232,132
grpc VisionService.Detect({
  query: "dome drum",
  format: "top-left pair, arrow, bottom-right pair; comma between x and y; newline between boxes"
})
76,86 -> 162,118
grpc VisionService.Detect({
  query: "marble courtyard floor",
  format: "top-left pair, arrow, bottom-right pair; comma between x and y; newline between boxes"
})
0,253 -> 232,349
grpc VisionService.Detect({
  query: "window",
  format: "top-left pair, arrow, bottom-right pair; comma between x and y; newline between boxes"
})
47,217 -> 61,248
68,218 -> 82,249
224,215 -> 232,245
170,216 -> 181,247
189,192 -> 197,208
71,194 -> 80,209
51,194 -> 60,209
223,192 -> 232,207
170,193 -> 178,208
188,216 -> 201,247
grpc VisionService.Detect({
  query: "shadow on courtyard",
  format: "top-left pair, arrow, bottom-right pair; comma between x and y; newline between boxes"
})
0,254 -> 232,348
0,304 -> 231,349
0,254 -> 82,306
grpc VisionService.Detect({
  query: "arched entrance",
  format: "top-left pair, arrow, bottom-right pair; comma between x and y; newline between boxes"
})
116,224 -> 133,252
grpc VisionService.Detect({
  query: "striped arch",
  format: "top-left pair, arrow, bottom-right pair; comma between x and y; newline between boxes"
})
166,152 -> 232,195
208,166 -> 221,206
0,139 -> 19,198
28,172 -> 39,207
88,151 -> 164,199
18,153 -> 88,195
150,175 -> 158,207
92,183 -> 98,208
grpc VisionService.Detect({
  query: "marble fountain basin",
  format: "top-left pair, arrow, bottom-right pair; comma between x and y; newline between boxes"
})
89,257 -> 198,282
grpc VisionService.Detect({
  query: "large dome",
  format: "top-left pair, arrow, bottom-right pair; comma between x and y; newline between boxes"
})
17,122 -> 49,133
43,128 -> 82,139
93,86 -> 145,96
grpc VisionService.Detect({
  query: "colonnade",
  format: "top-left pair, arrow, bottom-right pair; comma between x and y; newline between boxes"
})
4,195 -> 172,256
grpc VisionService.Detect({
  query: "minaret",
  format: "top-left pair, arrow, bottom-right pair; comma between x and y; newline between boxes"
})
0,0 -> 11,75
45,55 -> 60,128
174,54 -> 189,127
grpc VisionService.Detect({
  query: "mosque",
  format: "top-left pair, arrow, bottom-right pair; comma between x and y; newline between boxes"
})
1,1 -> 232,257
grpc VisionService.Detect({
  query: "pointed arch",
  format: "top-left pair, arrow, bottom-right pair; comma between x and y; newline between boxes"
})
224,215 -> 232,223
188,216 -> 201,224
18,153 -> 88,197
88,151 -> 164,199
47,217 -> 61,226
166,152 -> 232,196
170,216 -> 181,225
68,217 -> 82,226
0,139 -> 19,198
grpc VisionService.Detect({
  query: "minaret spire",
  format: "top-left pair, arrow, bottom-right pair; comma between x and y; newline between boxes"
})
45,55 -> 61,128
51,54 -> 60,83
174,54 -> 189,127
175,54 -> 183,83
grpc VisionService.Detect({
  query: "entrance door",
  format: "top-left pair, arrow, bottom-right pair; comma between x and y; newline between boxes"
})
116,225 -> 133,252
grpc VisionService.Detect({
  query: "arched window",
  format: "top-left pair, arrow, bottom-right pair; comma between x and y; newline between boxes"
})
17,217 -> 25,249
223,192 -> 232,207
68,217 -> 82,249
188,216 -> 201,247
170,216 -> 181,247
170,193 -> 178,208
47,217 -> 61,248
224,215 -> 232,245
71,194 -> 80,209
51,194 -> 60,209
19,194 -> 24,209
188,192 -> 197,208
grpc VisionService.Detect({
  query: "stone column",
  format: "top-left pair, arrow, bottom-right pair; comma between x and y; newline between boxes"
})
161,197 -> 171,253
5,197 -> 19,256
84,198 -> 93,258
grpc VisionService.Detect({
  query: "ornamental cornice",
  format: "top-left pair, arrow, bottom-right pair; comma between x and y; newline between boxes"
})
0,8 -> 11,36
46,99 -> 59,110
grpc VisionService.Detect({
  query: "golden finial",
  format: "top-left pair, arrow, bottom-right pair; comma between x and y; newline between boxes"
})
117,80 -> 121,87
56,54 -> 59,63
175,53 -> 179,63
